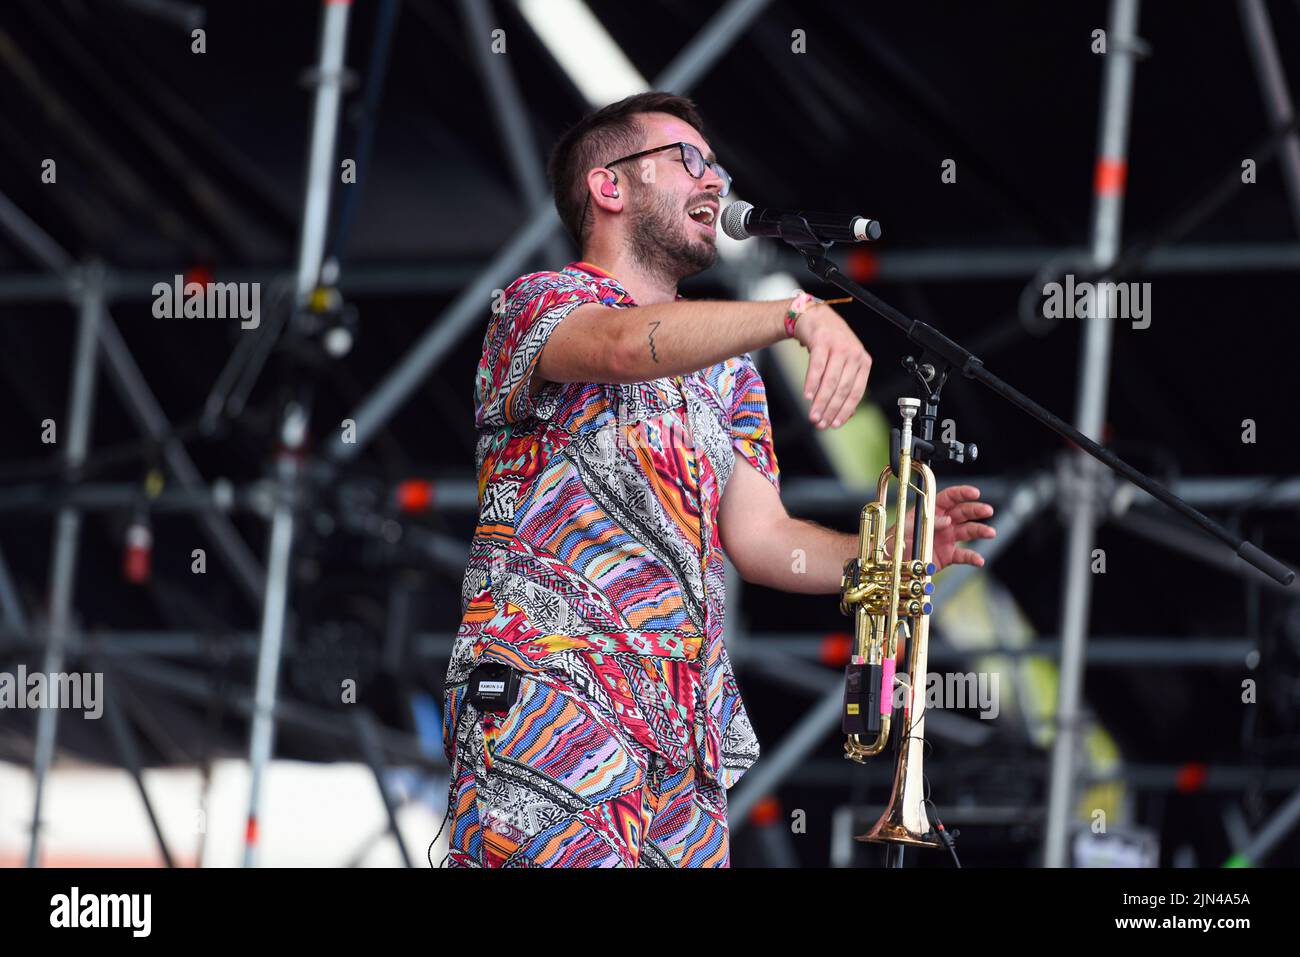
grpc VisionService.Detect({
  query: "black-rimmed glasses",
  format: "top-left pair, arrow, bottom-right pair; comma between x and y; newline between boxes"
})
579,142 -> 731,240
605,142 -> 731,195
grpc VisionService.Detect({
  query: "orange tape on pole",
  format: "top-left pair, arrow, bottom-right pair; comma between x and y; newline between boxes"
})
1175,762 -> 1208,793
750,795 -> 781,827
1094,157 -> 1128,197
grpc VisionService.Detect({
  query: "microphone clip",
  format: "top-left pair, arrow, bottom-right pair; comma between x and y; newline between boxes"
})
777,213 -> 837,252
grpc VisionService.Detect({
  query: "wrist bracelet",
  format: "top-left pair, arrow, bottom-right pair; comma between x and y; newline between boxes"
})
785,289 -> 821,338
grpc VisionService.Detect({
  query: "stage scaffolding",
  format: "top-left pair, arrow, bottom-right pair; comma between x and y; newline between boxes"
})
2,0 -> 1299,868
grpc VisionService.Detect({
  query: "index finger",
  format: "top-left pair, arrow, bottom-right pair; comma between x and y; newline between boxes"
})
938,485 -> 982,506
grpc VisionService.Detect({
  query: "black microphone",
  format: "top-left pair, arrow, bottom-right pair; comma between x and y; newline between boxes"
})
720,201 -> 882,244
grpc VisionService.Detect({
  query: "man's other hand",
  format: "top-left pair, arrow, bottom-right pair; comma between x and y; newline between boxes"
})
794,302 -> 872,431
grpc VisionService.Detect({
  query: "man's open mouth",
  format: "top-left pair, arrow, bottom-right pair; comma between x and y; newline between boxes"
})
687,203 -> 717,233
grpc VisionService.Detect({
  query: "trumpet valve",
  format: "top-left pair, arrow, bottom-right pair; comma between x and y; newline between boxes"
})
905,579 -> 934,598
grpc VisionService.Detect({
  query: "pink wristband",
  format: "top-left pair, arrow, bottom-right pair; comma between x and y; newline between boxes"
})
785,290 -> 819,337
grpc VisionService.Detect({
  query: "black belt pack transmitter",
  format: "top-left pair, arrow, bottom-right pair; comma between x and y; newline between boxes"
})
467,662 -> 520,713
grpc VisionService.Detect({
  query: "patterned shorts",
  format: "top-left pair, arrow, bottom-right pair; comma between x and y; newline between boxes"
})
442,670 -> 730,867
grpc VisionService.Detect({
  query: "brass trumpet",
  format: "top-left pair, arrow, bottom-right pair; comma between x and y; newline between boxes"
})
839,396 -> 942,849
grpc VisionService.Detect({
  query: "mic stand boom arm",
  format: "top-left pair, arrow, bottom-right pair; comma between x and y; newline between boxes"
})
788,237 -> 1294,587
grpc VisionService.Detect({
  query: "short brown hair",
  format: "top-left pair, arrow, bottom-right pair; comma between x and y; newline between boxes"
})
546,92 -> 708,247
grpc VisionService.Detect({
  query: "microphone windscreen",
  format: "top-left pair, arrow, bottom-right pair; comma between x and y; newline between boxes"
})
720,201 -> 753,241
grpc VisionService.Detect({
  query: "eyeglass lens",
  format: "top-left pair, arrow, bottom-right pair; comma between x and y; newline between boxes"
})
682,144 -> 730,196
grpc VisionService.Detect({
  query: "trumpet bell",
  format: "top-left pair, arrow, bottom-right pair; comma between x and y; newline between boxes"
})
858,725 -> 943,847
861,819 -> 943,848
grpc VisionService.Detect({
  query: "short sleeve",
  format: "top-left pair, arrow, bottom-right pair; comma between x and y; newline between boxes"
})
475,270 -> 599,428
727,352 -> 780,492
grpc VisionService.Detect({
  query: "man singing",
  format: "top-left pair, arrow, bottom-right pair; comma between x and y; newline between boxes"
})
441,92 -> 996,867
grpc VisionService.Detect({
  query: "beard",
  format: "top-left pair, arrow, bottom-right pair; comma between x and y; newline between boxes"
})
623,186 -> 718,281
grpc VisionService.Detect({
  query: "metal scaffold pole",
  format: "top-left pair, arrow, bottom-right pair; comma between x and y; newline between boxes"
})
27,264 -> 104,867
242,0 -> 351,868
1042,0 -> 1142,868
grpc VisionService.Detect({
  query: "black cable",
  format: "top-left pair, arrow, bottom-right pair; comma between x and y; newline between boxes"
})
925,798 -> 961,868
427,686 -> 471,868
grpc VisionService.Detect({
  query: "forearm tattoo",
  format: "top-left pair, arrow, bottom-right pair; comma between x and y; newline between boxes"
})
647,320 -> 661,363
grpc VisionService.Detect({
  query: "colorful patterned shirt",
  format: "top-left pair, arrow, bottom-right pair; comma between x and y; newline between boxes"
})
446,261 -> 780,788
